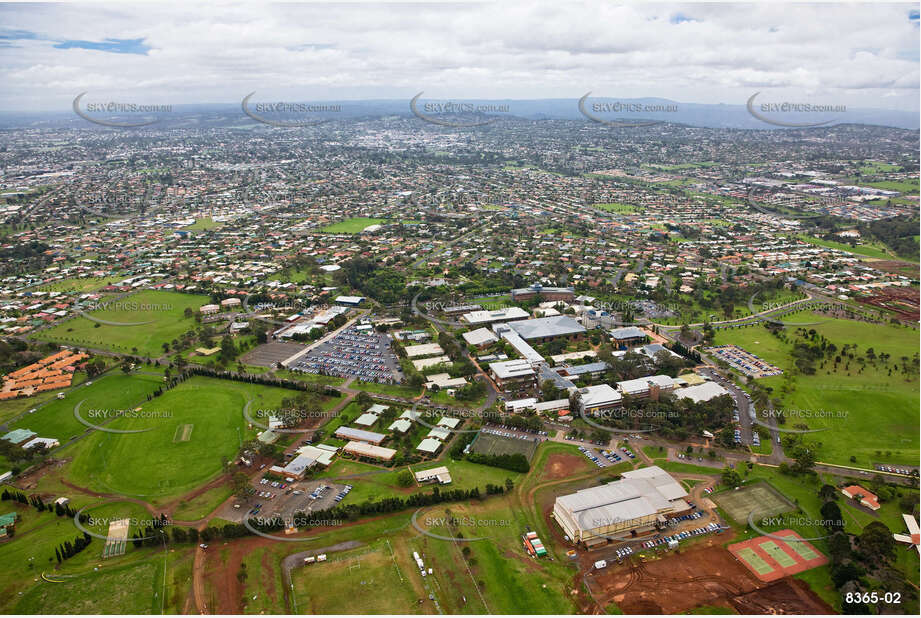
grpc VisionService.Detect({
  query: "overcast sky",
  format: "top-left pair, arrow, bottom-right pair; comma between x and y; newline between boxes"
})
0,1 -> 918,112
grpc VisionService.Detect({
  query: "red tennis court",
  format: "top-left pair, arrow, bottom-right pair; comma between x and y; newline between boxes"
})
728,529 -> 828,582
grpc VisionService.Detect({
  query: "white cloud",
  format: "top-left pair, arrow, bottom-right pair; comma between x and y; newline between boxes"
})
0,1 -> 916,111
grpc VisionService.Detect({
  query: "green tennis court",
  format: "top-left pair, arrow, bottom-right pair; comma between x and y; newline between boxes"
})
776,534 -> 820,560
736,547 -> 774,575
759,540 -> 797,568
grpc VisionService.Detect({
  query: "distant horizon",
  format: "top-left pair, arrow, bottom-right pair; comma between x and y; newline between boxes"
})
0,94 -> 918,114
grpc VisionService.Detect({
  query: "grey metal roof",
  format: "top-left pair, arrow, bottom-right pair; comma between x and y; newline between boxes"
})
609,326 -> 647,339
507,315 -> 586,340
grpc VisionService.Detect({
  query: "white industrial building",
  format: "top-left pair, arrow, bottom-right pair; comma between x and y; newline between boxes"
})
461,306 -> 530,325
553,466 -> 690,545
672,381 -> 731,403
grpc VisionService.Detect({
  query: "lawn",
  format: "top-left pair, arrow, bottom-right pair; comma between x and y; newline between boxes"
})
408,497 -> 578,614
14,558 -> 160,614
34,290 -> 209,358
33,276 -> 116,293
64,376 -> 305,504
317,456 -> 525,505
183,216 -> 224,231
0,498 -> 176,613
292,543 -> 425,614
795,234 -> 897,261
318,217 -> 385,234
171,484 -> 233,521
713,315 -> 919,467
9,371 -> 165,443
841,178 -> 918,195
594,202 -> 640,214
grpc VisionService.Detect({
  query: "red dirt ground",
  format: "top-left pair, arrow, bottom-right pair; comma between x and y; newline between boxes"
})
727,530 -> 829,582
543,452 -> 590,481
585,542 -> 833,614
857,285 -> 919,322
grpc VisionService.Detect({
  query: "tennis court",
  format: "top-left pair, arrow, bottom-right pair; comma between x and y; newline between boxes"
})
735,547 -> 774,576
759,540 -> 797,568
776,532 -> 820,561
469,431 -> 538,462
728,530 -> 828,582
712,481 -> 795,524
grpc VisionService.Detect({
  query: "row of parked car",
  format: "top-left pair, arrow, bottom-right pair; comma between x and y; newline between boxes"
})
670,511 -> 703,524
260,478 -> 289,489
333,485 -> 353,503
642,522 -> 722,548
577,445 -> 607,467
614,546 -> 634,560
876,464 -> 918,476
309,485 -> 331,500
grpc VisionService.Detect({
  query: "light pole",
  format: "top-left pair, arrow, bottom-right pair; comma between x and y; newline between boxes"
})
159,529 -> 167,614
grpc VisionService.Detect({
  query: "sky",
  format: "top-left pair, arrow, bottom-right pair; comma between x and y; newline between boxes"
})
0,1 -> 918,113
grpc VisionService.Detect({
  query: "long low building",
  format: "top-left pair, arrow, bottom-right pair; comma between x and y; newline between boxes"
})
493,324 -> 544,365
489,358 -> 537,388
505,315 -> 586,342
461,306 -> 530,325
404,343 -> 444,358
617,374 -> 677,400
334,426 -> 386,444
415,466 -> 452,484
511,284 -> 575,302
462,327 -> 498,348
577,384 -> 622,414
343,441 -> 396,461
534,398 -> 570,414
553,466 -> 689,545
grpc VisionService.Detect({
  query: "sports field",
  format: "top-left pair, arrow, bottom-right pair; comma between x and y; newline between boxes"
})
292,544 -> 425,614
469,431 -> 539,462
34,290 -> 209,358
594,202 -> 640,214
712,481 -> 795,524
9,371 -> 165,442
318,217 -> 385,234
728,530 -> 828,582
713,314 -> 920,466
33,276 -> 115,293
65,376 -> 308,503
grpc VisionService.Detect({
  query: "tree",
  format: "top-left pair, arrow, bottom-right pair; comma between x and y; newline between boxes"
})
355,391 -> 372,410
858,521 -> 895,564
827,531 -> 852,563
820,500 -> 844,532
790,443 -> 816,474
818,484 -> 838,503
396,469 -> 414,488
232,471 -> 251,499
721,467 -> 742,488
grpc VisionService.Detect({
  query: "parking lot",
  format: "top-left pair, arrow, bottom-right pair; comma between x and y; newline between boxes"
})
577,444 -> 635,468
240,341 -> 309,368
289,326 -> 403,384
232,477 -> 351,524
705,344 -> 782,378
